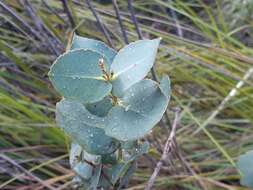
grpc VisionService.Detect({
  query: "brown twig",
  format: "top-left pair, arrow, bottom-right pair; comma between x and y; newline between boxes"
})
41,0 -> 66,22
0,1 -> 41,39
0,154 -> 57,190
127,0 -> 142,39
61,0 -> 76,30
112,0 -> 129,44
85,0 -> 114,48
166,0 -> 183,38
20,0 -> 61,55
144,109 -> 179,190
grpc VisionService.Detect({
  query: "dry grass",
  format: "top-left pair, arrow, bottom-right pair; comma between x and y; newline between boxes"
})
0,0 -> 252,189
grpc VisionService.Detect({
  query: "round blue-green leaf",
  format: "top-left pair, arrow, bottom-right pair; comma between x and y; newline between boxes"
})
56,99 -> 119,155
237,150 -> 253,188
122,141 -> 149,163
85,96 -> 113,117
105,78 -> 170,141
74,162 -> 93,180
71,34 -> 116,68
110,38 -> 161,97
48,49 -> 112,103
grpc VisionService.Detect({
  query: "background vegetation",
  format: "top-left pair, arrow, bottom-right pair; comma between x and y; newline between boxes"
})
0,0 -> 253,189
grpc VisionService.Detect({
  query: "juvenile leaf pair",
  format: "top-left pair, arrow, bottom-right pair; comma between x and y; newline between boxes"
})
49,34 -> 171,144
48,34 -> 171,189
49,34 -> 161,102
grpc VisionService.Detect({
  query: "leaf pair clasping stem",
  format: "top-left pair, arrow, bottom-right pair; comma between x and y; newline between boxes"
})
98,58 -> 113,81
98,58 -> 126,107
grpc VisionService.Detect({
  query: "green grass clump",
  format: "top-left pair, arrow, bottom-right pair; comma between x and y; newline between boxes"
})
0,0 -> 252,189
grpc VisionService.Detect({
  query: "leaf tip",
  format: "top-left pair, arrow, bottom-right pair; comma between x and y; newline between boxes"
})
153,37 -> 162,45
159,75 -> 171,99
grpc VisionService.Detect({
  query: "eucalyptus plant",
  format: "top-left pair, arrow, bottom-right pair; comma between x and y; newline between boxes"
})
48,34 -> 171,189
237,150 -> 253,189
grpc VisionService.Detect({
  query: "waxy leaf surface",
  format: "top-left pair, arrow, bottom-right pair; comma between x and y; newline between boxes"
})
71,34 -> 116,68
49,49 -> 112,103
74,162 -> 93,180
105,78 -> 170,141
56,99 -> 118,155
122,141 -> 149,163
159,75 -> 171,99
85,97 -> 113,117
110,39 -> 161,96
